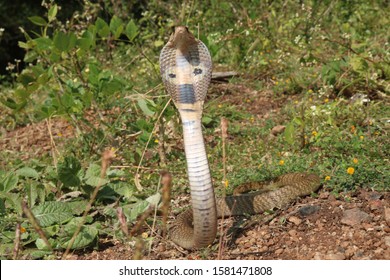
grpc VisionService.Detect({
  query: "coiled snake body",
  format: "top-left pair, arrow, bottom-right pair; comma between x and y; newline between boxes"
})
160,27 -> 321,250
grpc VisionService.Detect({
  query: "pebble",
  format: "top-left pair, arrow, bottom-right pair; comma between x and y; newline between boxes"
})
298,205 -> 321,217
288,216 -> 302,226
384,207 -> 390,226
384,236 -> 390,247
341,208 -> 372,226
275,248 -> 284,255
288,229 -> 298,237
325,252 -> 346,260
313,252 -> 324,260
319,192 -> 330,199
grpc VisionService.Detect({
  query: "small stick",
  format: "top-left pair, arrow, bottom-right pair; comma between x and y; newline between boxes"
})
116,207 -> 129,237
158,117 -> 167,166
129,206 -> 155,237
133,237 -> 144,260
218,117 -> 229,259
13,223 -> 21,260
160,171 -> 172,237
22,201 -> 53,251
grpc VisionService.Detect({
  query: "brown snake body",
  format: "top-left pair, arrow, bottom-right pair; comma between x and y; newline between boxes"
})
160,27 -> 321,250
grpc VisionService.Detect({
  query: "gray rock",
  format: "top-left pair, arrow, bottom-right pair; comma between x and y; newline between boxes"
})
341,208 -> 372,226
298,205 -> 321,217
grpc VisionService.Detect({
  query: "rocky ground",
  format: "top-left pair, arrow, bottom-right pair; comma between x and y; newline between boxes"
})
77,188 -> 390,260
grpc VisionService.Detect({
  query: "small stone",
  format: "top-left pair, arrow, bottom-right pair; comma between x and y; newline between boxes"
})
319,192 -> 329,199
313,252 -> 324,260
259,246 -> 269,253
345,248 -> 356,258
362,223 -> 374,231
384,236 -> 390,247
270,125 -> 286,136
341,208 -> 372,226
275,248 -> 284,255
298,205 -> 321,217
288,229 -> 298,236
325,252 -> 346,260
384,207 -> 390,226
369,200 -> 382,210
288,216 -> 302,226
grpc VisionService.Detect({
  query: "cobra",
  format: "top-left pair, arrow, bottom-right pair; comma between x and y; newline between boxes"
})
159,26 -> 321,249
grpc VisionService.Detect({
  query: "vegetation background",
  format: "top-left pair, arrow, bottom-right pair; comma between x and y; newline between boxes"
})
0,0 -> 388,259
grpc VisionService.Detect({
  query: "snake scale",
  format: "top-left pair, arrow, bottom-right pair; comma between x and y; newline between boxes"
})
159,26 -> 321,250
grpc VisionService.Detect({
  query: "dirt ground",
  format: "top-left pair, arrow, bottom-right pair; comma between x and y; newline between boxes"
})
1,82 -> 389,260
78,189 -> 390,260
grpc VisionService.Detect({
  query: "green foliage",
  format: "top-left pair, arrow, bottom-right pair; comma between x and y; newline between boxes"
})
0,0 -> 389,259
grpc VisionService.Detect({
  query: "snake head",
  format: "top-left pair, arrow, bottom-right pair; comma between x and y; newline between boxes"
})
167,26 -> 197,50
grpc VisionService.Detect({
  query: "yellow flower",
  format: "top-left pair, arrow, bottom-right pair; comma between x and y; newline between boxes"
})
141,232 -> 149,238
246,99 -> 251,103
347,167 -> 355,175
20,226 -> 26,233
351,125 -> 356,133
353,158 -> 358,164
250,117 -> 254,123
154,139 -> 159,143
285,79 -> 290,83
308,89 -> 313,94
218,104 -> 222,108
312,131 -> 318,137
325,176 -> 331,181
279,160 -> 285,166
309,98 -> 313,102
275,81 -> 279,85
360,135 -> 364,140
224,180 -> 229,188
294,100 -> 299,104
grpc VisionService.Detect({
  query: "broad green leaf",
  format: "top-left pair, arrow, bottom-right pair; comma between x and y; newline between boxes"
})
108,182 -> 134,199
137,99 -> 155,117
0,192 -> 22,214
32,201 -> 73,227
18,72 -> 35,87
35,238 -> 50,250
0,173 -> 18,192
67,200 -> 88,215
61,224 -> 98,249
123,201 -> 150,222
125,20 -> 139,41
202,116 -> 213,125
48,4 -> 58,22
109,16 -> 124,39
95,17 -> 110,38
84,163 -> 108,187
16,167 -> 39,179
57,157 -> 81,187
54,31 -> 76,52
54,31 -> 68,51
146,193 -> 161,207
284,121 -> 295,145
28,16 -> 47,26
34,37 -> 52,51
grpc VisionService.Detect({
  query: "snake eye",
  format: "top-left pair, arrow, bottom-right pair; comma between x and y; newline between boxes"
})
168,73 -> 176,78
193,68 -> 202,75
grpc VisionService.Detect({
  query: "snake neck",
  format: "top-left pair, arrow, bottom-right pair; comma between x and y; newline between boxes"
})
180,109 -> 217,248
